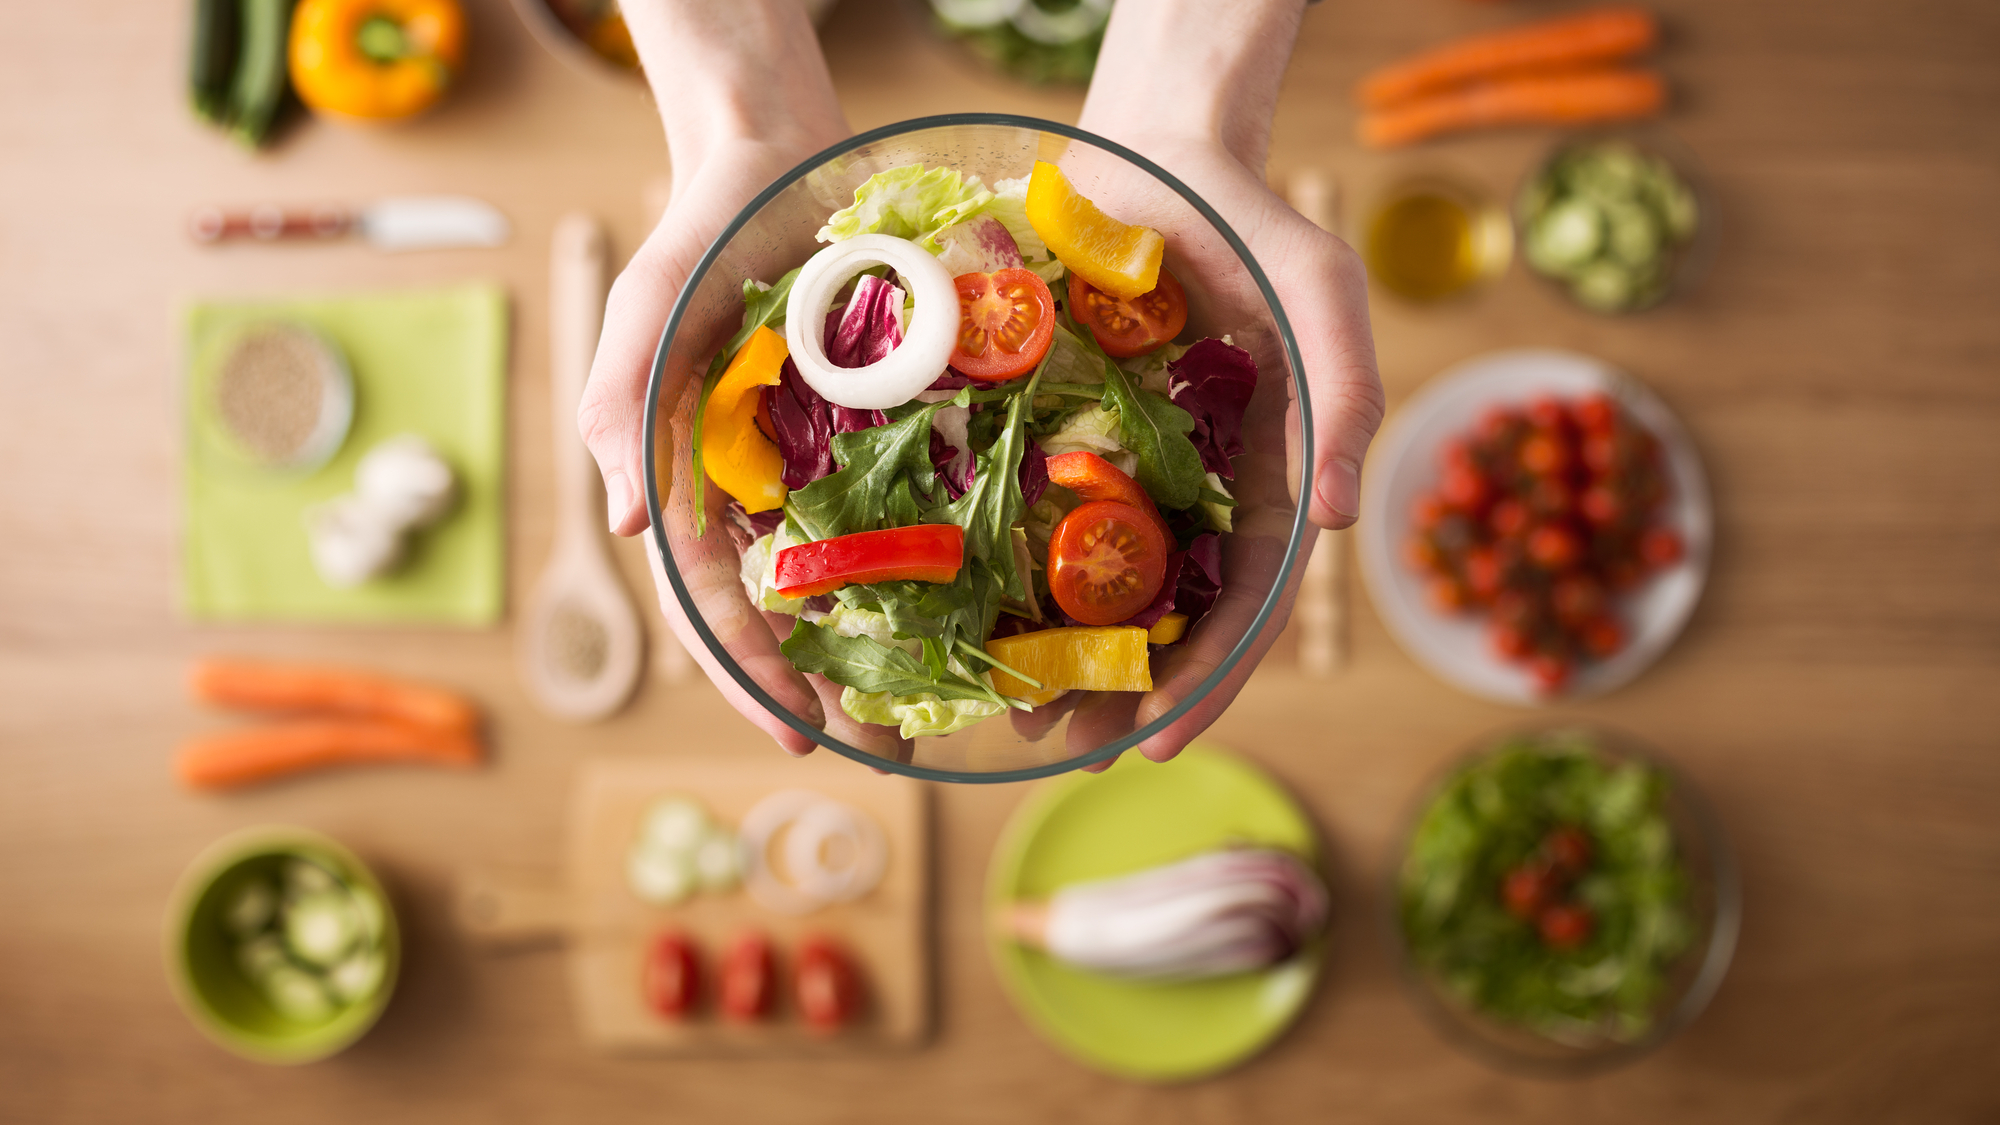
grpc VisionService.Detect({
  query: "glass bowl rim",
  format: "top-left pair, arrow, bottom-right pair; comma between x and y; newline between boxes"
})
641,112 -> 1314,784
1378,720 -> 1743,1077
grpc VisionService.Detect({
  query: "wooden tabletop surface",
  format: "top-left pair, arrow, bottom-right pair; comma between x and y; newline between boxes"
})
4,0 -> 1997,1120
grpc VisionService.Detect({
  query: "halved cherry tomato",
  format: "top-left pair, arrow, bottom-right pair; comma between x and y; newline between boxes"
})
1501,864 -> 1555,919
1047,500 -> 1169,626
1537,903 -> 1595,950
641,931 -> 700,1019
775,524 -> 965,599
1043,451 -> 1173,545
794,935 -> 863,1033
719,932 -> 774,1022
1067,267 -> 1188,358
951,268 -> 1055,382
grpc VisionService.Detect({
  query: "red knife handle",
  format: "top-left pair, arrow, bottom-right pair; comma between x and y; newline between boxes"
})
189,205 -> 356,243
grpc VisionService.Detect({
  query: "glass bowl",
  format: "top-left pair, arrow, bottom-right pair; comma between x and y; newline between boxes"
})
1514,128 -> 1717,315
642,114 -> 1312,783
1383,723 -> 1740,1076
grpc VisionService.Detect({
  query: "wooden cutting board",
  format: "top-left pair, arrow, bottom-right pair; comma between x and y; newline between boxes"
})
458,752 -> 931,1054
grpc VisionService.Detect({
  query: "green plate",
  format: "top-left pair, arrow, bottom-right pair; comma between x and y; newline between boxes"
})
985,746 -> 1323,1082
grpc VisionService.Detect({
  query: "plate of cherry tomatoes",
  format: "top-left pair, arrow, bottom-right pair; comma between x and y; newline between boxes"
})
1357,349 -> 1711,703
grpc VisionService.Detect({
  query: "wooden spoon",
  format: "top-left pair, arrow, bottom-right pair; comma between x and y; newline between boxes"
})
520,213 -> 643,721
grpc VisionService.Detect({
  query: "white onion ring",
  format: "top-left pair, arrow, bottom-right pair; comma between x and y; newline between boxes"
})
782,799 -> 887,903
785,234 -> 957,411
737,789 -> 889,916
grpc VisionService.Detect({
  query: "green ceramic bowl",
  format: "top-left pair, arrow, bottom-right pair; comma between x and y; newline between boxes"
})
165,826 -> 400,1064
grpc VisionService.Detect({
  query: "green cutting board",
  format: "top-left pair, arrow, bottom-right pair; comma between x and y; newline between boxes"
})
182,283 -> 508,624
985,746 -> 1325,1082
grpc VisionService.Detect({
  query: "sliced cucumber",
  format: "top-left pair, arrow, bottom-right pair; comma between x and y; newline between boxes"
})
1606,203 -> 1661,267
284,858 -> 337,898
931,0 -> 1026,29
1526,199 -> 1604,273
236,934 -> 290,980
328,950 -> 387,1004
627,845 -> 695,905
285,892 -> 361,968
1012,0 -> 1110,45
262,966 -> 336,1022
224,878 -> 277,937
1661,179 -> 1700,244
1571,263 -> 1638,313
693,831 -> 743,892
640,797 -> 710,856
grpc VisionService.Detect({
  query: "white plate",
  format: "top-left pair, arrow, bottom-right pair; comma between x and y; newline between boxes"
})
1356,349 -> 1711,705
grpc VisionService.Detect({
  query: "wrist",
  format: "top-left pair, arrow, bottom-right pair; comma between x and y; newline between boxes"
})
1078,0 -> 1305,172
622,0 -> 848,167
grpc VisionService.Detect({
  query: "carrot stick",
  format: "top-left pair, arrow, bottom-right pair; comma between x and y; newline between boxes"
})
1357,6 -> 1659,111
190,658 -> 480,736
1359,69 -> 1667,149
177,719 -> 484,790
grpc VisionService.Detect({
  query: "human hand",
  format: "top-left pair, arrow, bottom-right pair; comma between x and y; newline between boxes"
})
1070,0 -> 1385,767
576,0 -> 850,754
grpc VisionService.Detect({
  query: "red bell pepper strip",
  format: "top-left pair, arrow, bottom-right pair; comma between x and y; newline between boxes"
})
775,524 -> 966,599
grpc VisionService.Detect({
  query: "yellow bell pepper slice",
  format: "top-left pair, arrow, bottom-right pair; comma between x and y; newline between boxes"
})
701,326 -> 789,514
1146,612 -> 1188,646
1024,161 -> 1166,301
985,626 -> 1152,707
289,0 -> 465,121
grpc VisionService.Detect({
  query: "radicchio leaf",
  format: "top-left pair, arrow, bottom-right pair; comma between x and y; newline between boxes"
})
1166,339 -> 1258,479
1174,532 -> 1223,628
827,273 -> 906,368
933,215 -> 1023,277
1018,439 -> 1048,507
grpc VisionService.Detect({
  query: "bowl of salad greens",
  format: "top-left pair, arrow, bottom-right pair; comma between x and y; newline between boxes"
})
1516,132 -> 1714,315
642,114 -> 1312,782
167,827 -> 398,1063
1390,726 -> 1738,1074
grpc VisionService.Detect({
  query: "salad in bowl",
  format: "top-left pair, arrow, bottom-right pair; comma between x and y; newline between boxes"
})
645,116 -> 1311,780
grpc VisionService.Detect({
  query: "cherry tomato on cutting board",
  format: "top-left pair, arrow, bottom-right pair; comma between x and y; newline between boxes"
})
719,931 -> 774,1022
793,935 -> 863,1033
951,268 -> 1055,382
641,931 -> 700,1019
1068,266 -> 1188,358
1047,500 -> 1170,626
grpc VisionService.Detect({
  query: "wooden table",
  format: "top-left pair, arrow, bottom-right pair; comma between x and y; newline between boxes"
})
4,0 -> 1996,1120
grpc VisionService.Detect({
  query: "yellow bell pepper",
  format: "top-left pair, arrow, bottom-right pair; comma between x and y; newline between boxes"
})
289,0 -> 465,121
1024,161 -> 1166,301
1146,612 -> 1188,646
986,626 -> 1152,707
701,326 -> 789,514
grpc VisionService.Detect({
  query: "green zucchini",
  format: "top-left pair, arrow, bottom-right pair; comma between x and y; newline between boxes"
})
189,0 -> 241,125
227,0 -> 294,150
284,891 -> 361,968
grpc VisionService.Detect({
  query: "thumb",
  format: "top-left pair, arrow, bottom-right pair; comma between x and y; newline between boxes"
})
1276,228 -> 1384,531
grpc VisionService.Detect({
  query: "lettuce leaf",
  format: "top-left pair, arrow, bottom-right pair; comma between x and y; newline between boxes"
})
780,618 -> 996,703
817,164 -> 1048,261
739,529 -> 806,615
841,687 -> 1004,738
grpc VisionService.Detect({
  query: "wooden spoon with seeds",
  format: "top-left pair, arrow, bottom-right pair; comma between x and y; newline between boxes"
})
520,214 -> 643,721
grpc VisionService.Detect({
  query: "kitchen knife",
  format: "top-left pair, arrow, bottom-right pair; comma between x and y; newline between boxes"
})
189,195 -> 511,251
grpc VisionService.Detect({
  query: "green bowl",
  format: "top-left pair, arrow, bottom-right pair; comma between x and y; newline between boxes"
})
165,826 -> 400,1064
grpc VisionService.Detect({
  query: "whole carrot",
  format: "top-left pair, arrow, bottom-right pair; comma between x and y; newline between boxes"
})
1357,6 -> 1659,111
177,719 -> 484,790
190,658 -> 479,736
1359,68 -> 1667,149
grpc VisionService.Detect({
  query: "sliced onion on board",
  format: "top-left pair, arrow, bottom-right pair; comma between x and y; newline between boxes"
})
785,235 -> 957,410
739,789 -> 889,916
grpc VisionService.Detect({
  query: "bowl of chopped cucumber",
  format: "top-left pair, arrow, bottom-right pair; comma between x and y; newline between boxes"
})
167,827 -> 399,1064
1516,132 -> 1714,315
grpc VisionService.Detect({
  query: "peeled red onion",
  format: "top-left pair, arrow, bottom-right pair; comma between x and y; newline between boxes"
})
785,234 -> 957,411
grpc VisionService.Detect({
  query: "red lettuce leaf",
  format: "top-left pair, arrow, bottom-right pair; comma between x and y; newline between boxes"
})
1167,339 -> 1258,479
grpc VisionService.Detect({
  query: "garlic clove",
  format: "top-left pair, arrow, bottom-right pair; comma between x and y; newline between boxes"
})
305,494 -> 407,588
354,434 -> 456,529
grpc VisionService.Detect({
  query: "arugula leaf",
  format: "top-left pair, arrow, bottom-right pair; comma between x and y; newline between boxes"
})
780,619 -> 997,703
785,402 -> 944,542
1099,356 -> 1204,511
724,269 -> 799,360
928,381 -> 1035,598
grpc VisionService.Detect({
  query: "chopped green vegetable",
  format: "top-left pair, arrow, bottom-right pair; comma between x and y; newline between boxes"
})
328,950 -> 387,1005
263,966 -> 336,1023
1518,140 -> 1699,313
224,878 -> 276,937
1399,733 -> 1693,1044
284,892 -> 361,968
786,401 -> 947,542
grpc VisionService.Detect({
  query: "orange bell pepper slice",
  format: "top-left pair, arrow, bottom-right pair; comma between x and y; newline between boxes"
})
702,326 -> 790,514
1024,161 -> 1166,301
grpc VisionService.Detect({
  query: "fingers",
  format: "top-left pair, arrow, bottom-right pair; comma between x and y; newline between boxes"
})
1272,226 -> 1384,532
